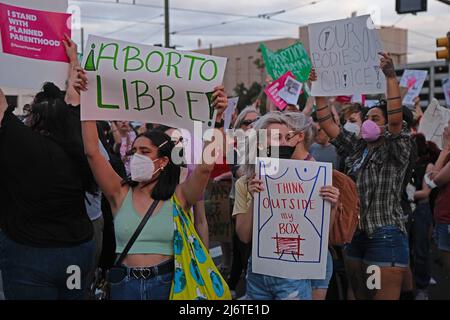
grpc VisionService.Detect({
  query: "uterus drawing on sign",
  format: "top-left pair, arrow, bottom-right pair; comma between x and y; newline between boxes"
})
256,161 -> 329,263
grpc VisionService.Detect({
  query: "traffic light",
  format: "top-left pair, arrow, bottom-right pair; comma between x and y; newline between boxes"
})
436,33 -> 450,60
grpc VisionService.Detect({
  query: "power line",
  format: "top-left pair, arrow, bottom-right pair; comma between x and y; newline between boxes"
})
102,13 -> 163,36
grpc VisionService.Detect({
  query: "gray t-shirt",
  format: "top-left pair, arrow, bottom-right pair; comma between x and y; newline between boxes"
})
309,143 -> 339,169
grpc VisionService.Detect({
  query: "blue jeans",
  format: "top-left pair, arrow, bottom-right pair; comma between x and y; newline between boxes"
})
311,250 -> 333,289
435,223 -> 450,252
246,258 -> 312,300
344,226 -> 409,268
109,269 -> 173,300
0,231 -> 94,300
411,203 -> 433,289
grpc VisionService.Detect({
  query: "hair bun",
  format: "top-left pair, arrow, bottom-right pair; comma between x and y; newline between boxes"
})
42,82 -> 63,99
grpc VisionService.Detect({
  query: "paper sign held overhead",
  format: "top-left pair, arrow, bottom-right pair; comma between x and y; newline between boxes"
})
418,99 -> 450,149
278,76 -> 303,105
264,71 -> 295,111
252,157 -> 332,279
260,42 -> 312,83
399,69 -> 428,106
441,77 -> 450,108
309,15 -> 386,96
80,35 -> 227,136
0,0 -> 69,90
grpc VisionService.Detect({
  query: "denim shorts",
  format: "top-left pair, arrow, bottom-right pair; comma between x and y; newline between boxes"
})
434,223 -> 450,252
344,226 -> 409,268
246,258 -> 312,300
311,250 -> 333,289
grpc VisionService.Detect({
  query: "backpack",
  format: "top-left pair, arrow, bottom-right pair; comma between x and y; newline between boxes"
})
330,169 -> 360,246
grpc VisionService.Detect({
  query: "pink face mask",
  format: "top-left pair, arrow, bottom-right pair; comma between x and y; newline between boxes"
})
361,120 -> 381,142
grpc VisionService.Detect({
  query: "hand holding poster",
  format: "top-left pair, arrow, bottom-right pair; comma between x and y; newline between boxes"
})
260,42 -> 312,83
252,157 -> 332,279
0,0 -> 69,89
399,69 -> 428,106
264,71 -> 295,111
80,35 -> 227,135
418,99 -> 450,149
309,15 -> 386,96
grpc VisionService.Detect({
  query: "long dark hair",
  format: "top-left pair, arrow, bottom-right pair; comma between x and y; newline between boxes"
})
413,133 -> 440,165
126,130 -> 180,201
29,82 -> 97,194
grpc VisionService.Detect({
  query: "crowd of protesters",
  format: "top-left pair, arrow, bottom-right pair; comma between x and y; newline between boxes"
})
0,36 -> 449,301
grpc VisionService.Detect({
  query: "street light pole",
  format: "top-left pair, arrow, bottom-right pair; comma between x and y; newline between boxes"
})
164,0 -> 170,48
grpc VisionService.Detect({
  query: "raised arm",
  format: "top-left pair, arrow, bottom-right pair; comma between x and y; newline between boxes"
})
0,88 -> 6,126
380,52 -> 403,135
62,35 -> 82,106
178,86 -> 228,208
312,67 -> 341,139
74,69 -> 125,210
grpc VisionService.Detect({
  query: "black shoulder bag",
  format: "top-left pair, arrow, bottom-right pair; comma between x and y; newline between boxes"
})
91,200 -> 160,300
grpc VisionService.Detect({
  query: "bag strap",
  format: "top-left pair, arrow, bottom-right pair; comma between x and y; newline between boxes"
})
114,199 -> 160,266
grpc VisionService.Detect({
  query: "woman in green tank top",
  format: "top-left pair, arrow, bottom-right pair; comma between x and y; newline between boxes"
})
71,67 -> 228,300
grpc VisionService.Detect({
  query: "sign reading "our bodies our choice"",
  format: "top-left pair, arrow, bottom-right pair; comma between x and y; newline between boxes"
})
81,35 -> 227,134
309,15 -> 386,96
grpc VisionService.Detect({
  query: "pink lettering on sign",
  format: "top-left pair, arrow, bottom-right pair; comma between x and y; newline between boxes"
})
0,3 -> 71,63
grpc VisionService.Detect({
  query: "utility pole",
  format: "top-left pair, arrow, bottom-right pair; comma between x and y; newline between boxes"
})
164,0 -> 170,48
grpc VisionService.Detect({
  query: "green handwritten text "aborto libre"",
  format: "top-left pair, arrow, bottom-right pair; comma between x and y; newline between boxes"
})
94,42 -> 219,82
95,75 -> 214,125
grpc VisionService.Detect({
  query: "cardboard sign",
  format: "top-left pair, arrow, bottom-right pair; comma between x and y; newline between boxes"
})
278,75 -> 303,105
264,71 -> 295,111
418,99 -> 450,149
0,0 -> 69,90
309,15 -> 386,96
204,180 -> 232,243
80,35 -> 227,136
400,69 -> 428,106
260,42 -> 312,83
442,77 -> 450,108
252,157 -> 332,279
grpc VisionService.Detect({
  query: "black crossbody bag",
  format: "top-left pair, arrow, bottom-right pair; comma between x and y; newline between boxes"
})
91,200 -> 160,300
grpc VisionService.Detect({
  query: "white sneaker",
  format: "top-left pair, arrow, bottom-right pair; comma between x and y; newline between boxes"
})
429,277 -> 437,285
415,290 -> 429,300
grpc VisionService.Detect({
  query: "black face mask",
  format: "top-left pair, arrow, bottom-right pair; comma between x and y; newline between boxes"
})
278,146 -> 296,159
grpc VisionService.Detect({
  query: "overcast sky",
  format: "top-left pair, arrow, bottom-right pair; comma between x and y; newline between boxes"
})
70,0 -> 450,63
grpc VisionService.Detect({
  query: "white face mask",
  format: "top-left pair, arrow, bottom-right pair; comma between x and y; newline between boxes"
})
129,153 -> 160,182
343,122 -> 361,136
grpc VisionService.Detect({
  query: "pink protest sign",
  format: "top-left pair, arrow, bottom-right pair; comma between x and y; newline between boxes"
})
0,3 -> 71,62
264,71 -> 295,111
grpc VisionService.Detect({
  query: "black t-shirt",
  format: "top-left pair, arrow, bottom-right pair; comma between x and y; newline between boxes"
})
0,109 -> 93,247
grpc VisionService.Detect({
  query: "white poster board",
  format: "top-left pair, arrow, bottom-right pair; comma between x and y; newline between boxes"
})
442,77 -> 450,108
80,35 -> 227,136
0,0 -> 69,90
418,99 -> 450,149
399,69 -> 428,106
224,96 -> 238,130
252,157 -> 332,279
278,75 -> 303,105
309,15 -> 386,96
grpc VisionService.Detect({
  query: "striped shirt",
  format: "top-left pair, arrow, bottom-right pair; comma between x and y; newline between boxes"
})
331,125 -> 413,236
